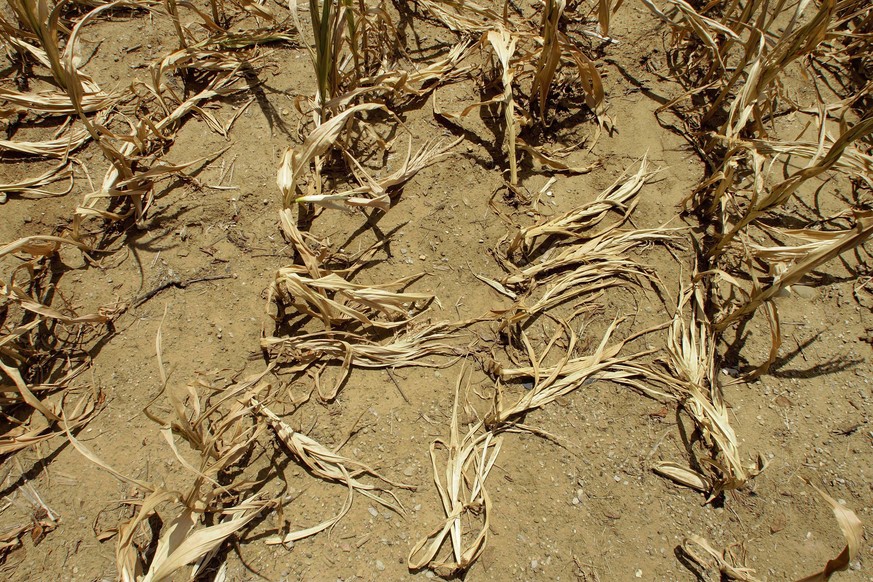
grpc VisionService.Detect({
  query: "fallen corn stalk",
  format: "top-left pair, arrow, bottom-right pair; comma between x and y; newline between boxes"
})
251,397 -> 411,544
408,365 -> 501,577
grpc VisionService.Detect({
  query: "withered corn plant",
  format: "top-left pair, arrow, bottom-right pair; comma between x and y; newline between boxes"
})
71,364 -> 278,581
644,0 -> 873,377
426,0 -> 606,186
1,236 -> 119,458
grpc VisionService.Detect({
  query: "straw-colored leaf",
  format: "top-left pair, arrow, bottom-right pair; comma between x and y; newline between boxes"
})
487,28 -> 519,185
278,103 -> 385,206
408,365 -> 501,576
796,484 -> 863,582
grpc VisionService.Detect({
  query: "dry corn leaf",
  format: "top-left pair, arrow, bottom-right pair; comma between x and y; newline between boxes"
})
261,321 -> 467,400
278,103 -> 385,206
297,137 -> 461,210
796,484 -> 863,582
251,397 -> 411,545
716,211 -> 873,331
143,497 -> 268,582
408,365 -> 501,577
0,161 -> 73,198
270,269 -> 432,329
679,534 -> 761,581
511,156 -> 652,253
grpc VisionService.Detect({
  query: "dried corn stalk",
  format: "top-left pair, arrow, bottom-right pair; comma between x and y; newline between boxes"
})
359,41 -> 474,100
531,0 -> 566,122
487,28 -> 519,185
496,259 -> 648,331
251,397 -> 412,544
652,281 -> 764,499
0,86 -> 118,115
713,116 -> 873,255
269,268 -> 432,330
408,366 -> 501,577
509,156 -> 654,254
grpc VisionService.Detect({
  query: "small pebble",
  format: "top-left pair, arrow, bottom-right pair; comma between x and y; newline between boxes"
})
613,475 -> 621,482
635,569 -> 643,578
792,285 -> 816,299
403,466 -> 415,477
368,507 -> 379,518
375,560 -> 385,571
530,559 -> 539,570
419,254 -> 426,260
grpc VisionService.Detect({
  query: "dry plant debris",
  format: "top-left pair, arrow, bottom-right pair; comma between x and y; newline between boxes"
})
408,365 -> 502,577
0,0 -> 870,579
251,396 -> 413,544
